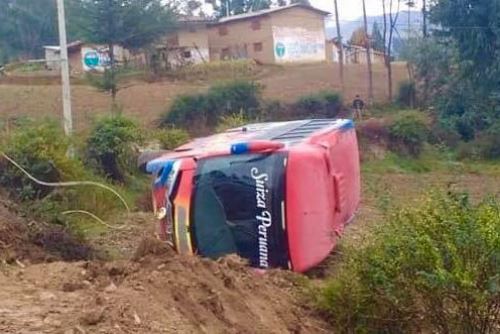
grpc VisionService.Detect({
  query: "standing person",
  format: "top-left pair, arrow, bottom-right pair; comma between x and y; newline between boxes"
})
352,95 -> 365,120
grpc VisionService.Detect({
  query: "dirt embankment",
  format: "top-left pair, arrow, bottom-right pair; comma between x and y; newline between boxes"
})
0,199 -> 328,334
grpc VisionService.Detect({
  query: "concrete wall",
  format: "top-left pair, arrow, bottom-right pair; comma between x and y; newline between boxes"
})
345,46 -> 384,65
208,15 -> 275,63
44,49 -> 60,70
269,7 -> 326,63
45,48 -> 84,74
163,27 -> 210,67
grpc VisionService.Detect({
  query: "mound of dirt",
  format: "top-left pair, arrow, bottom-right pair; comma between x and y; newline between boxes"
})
0,197 -> 48,263
0,199 -> 329,333
0,195 -> 94,264
0,240 -> 329,333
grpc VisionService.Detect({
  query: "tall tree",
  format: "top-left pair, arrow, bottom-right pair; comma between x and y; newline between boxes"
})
387,0 -> 401,102
70,0 -> 176,102
429,0 -> 500,137
0,0 -> 58,60
212,0 -> 272,17
372,22 -> 384,52
422,0 -> 427,37
290,0 -> 310,4
362,0 -> 374,103
350,27 -> 368,46
333,0 -> 344,92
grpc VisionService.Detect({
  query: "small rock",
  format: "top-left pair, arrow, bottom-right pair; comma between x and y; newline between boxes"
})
75,325 -> 86,334
80,309 -> 104,326
157,264 -> 166,270
133,312 -> 141,325
39,291 -> 57,301
82,280 -> 92,287
43,316 -> 62,327
104,282 -> 117,293
63,329 -> 75,334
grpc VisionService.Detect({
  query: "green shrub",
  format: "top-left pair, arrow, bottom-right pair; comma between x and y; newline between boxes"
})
86,116 -> 142,182
475,121 -> 500,160
215,112 -> 250,132
457,122 -> 500,160
86,69 -> 116,95
161,80 -> 262,129
207,80 -> 262,122
292,91 -> 342,118
155,128 -> 190,150
0,120 -> 85,200
388,112 -> 428,157
261,99 -> 285,121
397,80 -> 417,107
317,192 -> 500,333
161,94 -> 209,129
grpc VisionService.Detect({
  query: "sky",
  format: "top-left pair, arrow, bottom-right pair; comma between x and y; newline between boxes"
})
311,0 -> 423,21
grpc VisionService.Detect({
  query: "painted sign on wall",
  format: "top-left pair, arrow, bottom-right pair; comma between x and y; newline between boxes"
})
81,46 -> 111,72
272,27 -> 325,63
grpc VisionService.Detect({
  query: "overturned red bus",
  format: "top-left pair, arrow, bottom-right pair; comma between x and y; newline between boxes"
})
143,119 -> 360,272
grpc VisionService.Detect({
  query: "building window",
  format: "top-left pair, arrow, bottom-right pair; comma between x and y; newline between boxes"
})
183,50 -> 192,58
251,19 -> 261,30
218,26 -> 228,36
253,42 -> 263,52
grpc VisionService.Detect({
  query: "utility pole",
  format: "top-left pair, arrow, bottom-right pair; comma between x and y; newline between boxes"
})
56,0 -> 73,136
362,0 -> 374,103
333,0 -> 344,92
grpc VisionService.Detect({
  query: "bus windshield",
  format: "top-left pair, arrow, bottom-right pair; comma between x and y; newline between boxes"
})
191,153 -> 288,269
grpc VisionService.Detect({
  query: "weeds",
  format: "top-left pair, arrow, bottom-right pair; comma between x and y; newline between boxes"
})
316,191 -> 500,333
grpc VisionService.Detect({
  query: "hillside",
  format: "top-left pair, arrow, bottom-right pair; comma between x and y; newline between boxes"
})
0,62 -> 409,130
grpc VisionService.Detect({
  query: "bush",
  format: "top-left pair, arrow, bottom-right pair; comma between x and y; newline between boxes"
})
160,80 -> 262,130
207,80 -> 261,121
0,120 -> 85,200
155,128 -> 190,150
215,112 -> 250,132
86,116 -> 142,182
162,94 -> 209,129
388,112 -> 428,157
261,99 -> 285,121
397,80 -> 417,108
292,91 -> 342,118
317,192 -> 500,333
457,121 -> 500,160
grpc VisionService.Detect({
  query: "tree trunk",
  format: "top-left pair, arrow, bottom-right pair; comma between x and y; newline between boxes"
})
333,0 -> 344,92
387,0 -> 401,102
362,0 -> 374,103
108,42 -> 117,109
382,0 -> 390,102
422,0 -> 428,37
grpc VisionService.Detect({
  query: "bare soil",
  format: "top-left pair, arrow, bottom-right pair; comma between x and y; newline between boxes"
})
0,200 -> 329,334
0,63 -> 408,130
